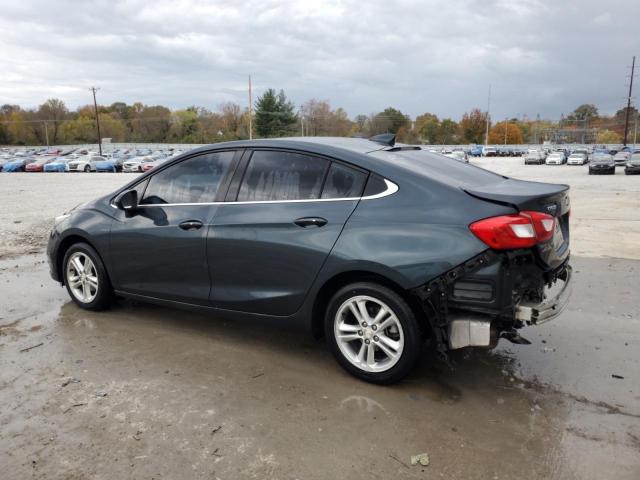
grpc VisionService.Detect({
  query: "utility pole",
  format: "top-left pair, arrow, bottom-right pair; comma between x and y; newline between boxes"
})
43,121 -> 49,147
90,87 -> 102,155
634,112 -> 638,146
248,75 -> 253,140
504,118 -> 508,145
623,56 -> 635,146
484,84 -> 491,146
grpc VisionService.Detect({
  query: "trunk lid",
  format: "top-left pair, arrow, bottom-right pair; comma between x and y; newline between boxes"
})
465,178 -> 570,269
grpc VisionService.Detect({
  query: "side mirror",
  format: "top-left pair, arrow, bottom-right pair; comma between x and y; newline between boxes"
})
119,190 -> 138,211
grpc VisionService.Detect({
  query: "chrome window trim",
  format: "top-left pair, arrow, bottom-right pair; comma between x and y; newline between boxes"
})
111,179 -> 398,209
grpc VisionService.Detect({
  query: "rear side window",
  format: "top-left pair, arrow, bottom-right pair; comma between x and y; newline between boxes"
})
237,151 -> 329,201
321,163 -> 367,199
141,151 -> 235,204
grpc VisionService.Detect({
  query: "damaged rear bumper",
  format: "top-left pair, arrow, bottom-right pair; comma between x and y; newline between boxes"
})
514,265 -> 572,325
411,251 -> 573,353
446,265 -> 572,349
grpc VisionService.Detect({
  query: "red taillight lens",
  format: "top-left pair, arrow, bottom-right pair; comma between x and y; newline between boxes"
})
469,211 -> 556,250
521,210 -> 555,242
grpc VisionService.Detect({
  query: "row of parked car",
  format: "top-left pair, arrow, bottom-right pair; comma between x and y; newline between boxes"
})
0,147 -> 183,173
522,146 -> 640,175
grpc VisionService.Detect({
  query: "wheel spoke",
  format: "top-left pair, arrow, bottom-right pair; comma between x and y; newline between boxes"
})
348,302 -> 364,324
72,256 -> 84,275
366,343 -> 376,366
338,323 -> 359,333
372,306 -> 389,325
84,260 -> 94,275
81,282 -> 88,301
377,340 -> 398,360
356,342 -> 366,363
87,275 -> 98,288
377,316 -> 396,332
355,300 -> 370,324
337,333 -> 361,342
378,334 -> 400,352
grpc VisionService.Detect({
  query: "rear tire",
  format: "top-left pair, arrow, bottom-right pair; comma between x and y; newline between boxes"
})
324,282 -> 422,384
63,242 -> 112,311
84,165 -> 90,172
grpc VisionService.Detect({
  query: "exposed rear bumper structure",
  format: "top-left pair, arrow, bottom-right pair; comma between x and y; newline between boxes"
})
515,265 -> 572,325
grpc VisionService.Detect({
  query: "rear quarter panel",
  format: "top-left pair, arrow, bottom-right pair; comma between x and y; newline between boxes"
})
317,176 -> 516,290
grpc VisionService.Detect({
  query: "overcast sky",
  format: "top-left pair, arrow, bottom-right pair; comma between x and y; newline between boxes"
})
0,0 -> 637,120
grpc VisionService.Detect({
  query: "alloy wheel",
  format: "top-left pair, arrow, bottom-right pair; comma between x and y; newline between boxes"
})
334,295 -> 404,373
66,252 -> 99,303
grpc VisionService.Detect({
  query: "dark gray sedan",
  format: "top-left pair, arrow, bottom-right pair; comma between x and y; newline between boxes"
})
47,136 -> 572,383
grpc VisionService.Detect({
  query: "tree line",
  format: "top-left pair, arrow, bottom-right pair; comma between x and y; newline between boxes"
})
0,90 -> 637,146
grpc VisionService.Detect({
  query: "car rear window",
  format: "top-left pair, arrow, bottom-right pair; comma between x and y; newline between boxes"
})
140,151 -> 235,204
237,151 -> 329,201
321,162 -> 367,199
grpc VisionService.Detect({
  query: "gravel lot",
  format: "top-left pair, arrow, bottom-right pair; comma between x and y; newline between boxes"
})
1,158 -> 639,479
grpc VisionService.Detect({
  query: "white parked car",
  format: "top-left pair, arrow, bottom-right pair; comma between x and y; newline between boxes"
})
545,152 -> 566,165
445,150 -> 469,163
67,155 -> 107,172
567,153 -> 588,165
482,146 -> 498,156
123,156 -> 155,172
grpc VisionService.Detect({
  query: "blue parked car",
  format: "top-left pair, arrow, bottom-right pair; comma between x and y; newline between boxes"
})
2,158 -> 33,172
44,157 -> 71,172
95,156 -> 126,172
95,159 -> 117,172
469,145 -> 483,157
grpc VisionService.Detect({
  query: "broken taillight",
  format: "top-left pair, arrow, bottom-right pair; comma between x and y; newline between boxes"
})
469,211 -> 556,250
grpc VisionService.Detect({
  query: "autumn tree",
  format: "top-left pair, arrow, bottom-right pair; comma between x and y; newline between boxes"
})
37,99 -> 68,144
488,121 -> 524,144
300,99 -> 353,136
597,129 -> 621,144
460,108 -> 488,144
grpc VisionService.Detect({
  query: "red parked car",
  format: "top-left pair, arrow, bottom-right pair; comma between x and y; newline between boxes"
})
25,157 -> 54,172
43,148 -> 63,156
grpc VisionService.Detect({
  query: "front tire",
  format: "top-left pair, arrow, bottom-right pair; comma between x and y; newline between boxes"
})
324,282 -> 422,384
84,165 -> 90,172
63,242 -> 112,310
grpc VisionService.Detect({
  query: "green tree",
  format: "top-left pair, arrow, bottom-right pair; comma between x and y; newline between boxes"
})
254,88 -> 297,137
377,107 -> 409,134
438,118 -> 459,144
414,113 -> 439,143
567,104 -> 598,123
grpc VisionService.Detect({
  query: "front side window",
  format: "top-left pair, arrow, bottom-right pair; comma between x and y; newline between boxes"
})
237,151 -> 329,201
141,151 -> 235,204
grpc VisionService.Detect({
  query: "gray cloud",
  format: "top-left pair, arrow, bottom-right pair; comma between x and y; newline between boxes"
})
0,0 -> 637,119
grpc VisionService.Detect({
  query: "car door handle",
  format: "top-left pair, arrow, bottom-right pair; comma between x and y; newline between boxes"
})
294,217 -> 328,228
179,220 -> 203,230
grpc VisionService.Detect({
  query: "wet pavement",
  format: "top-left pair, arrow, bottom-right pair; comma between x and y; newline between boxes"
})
1,254 -> 638,479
